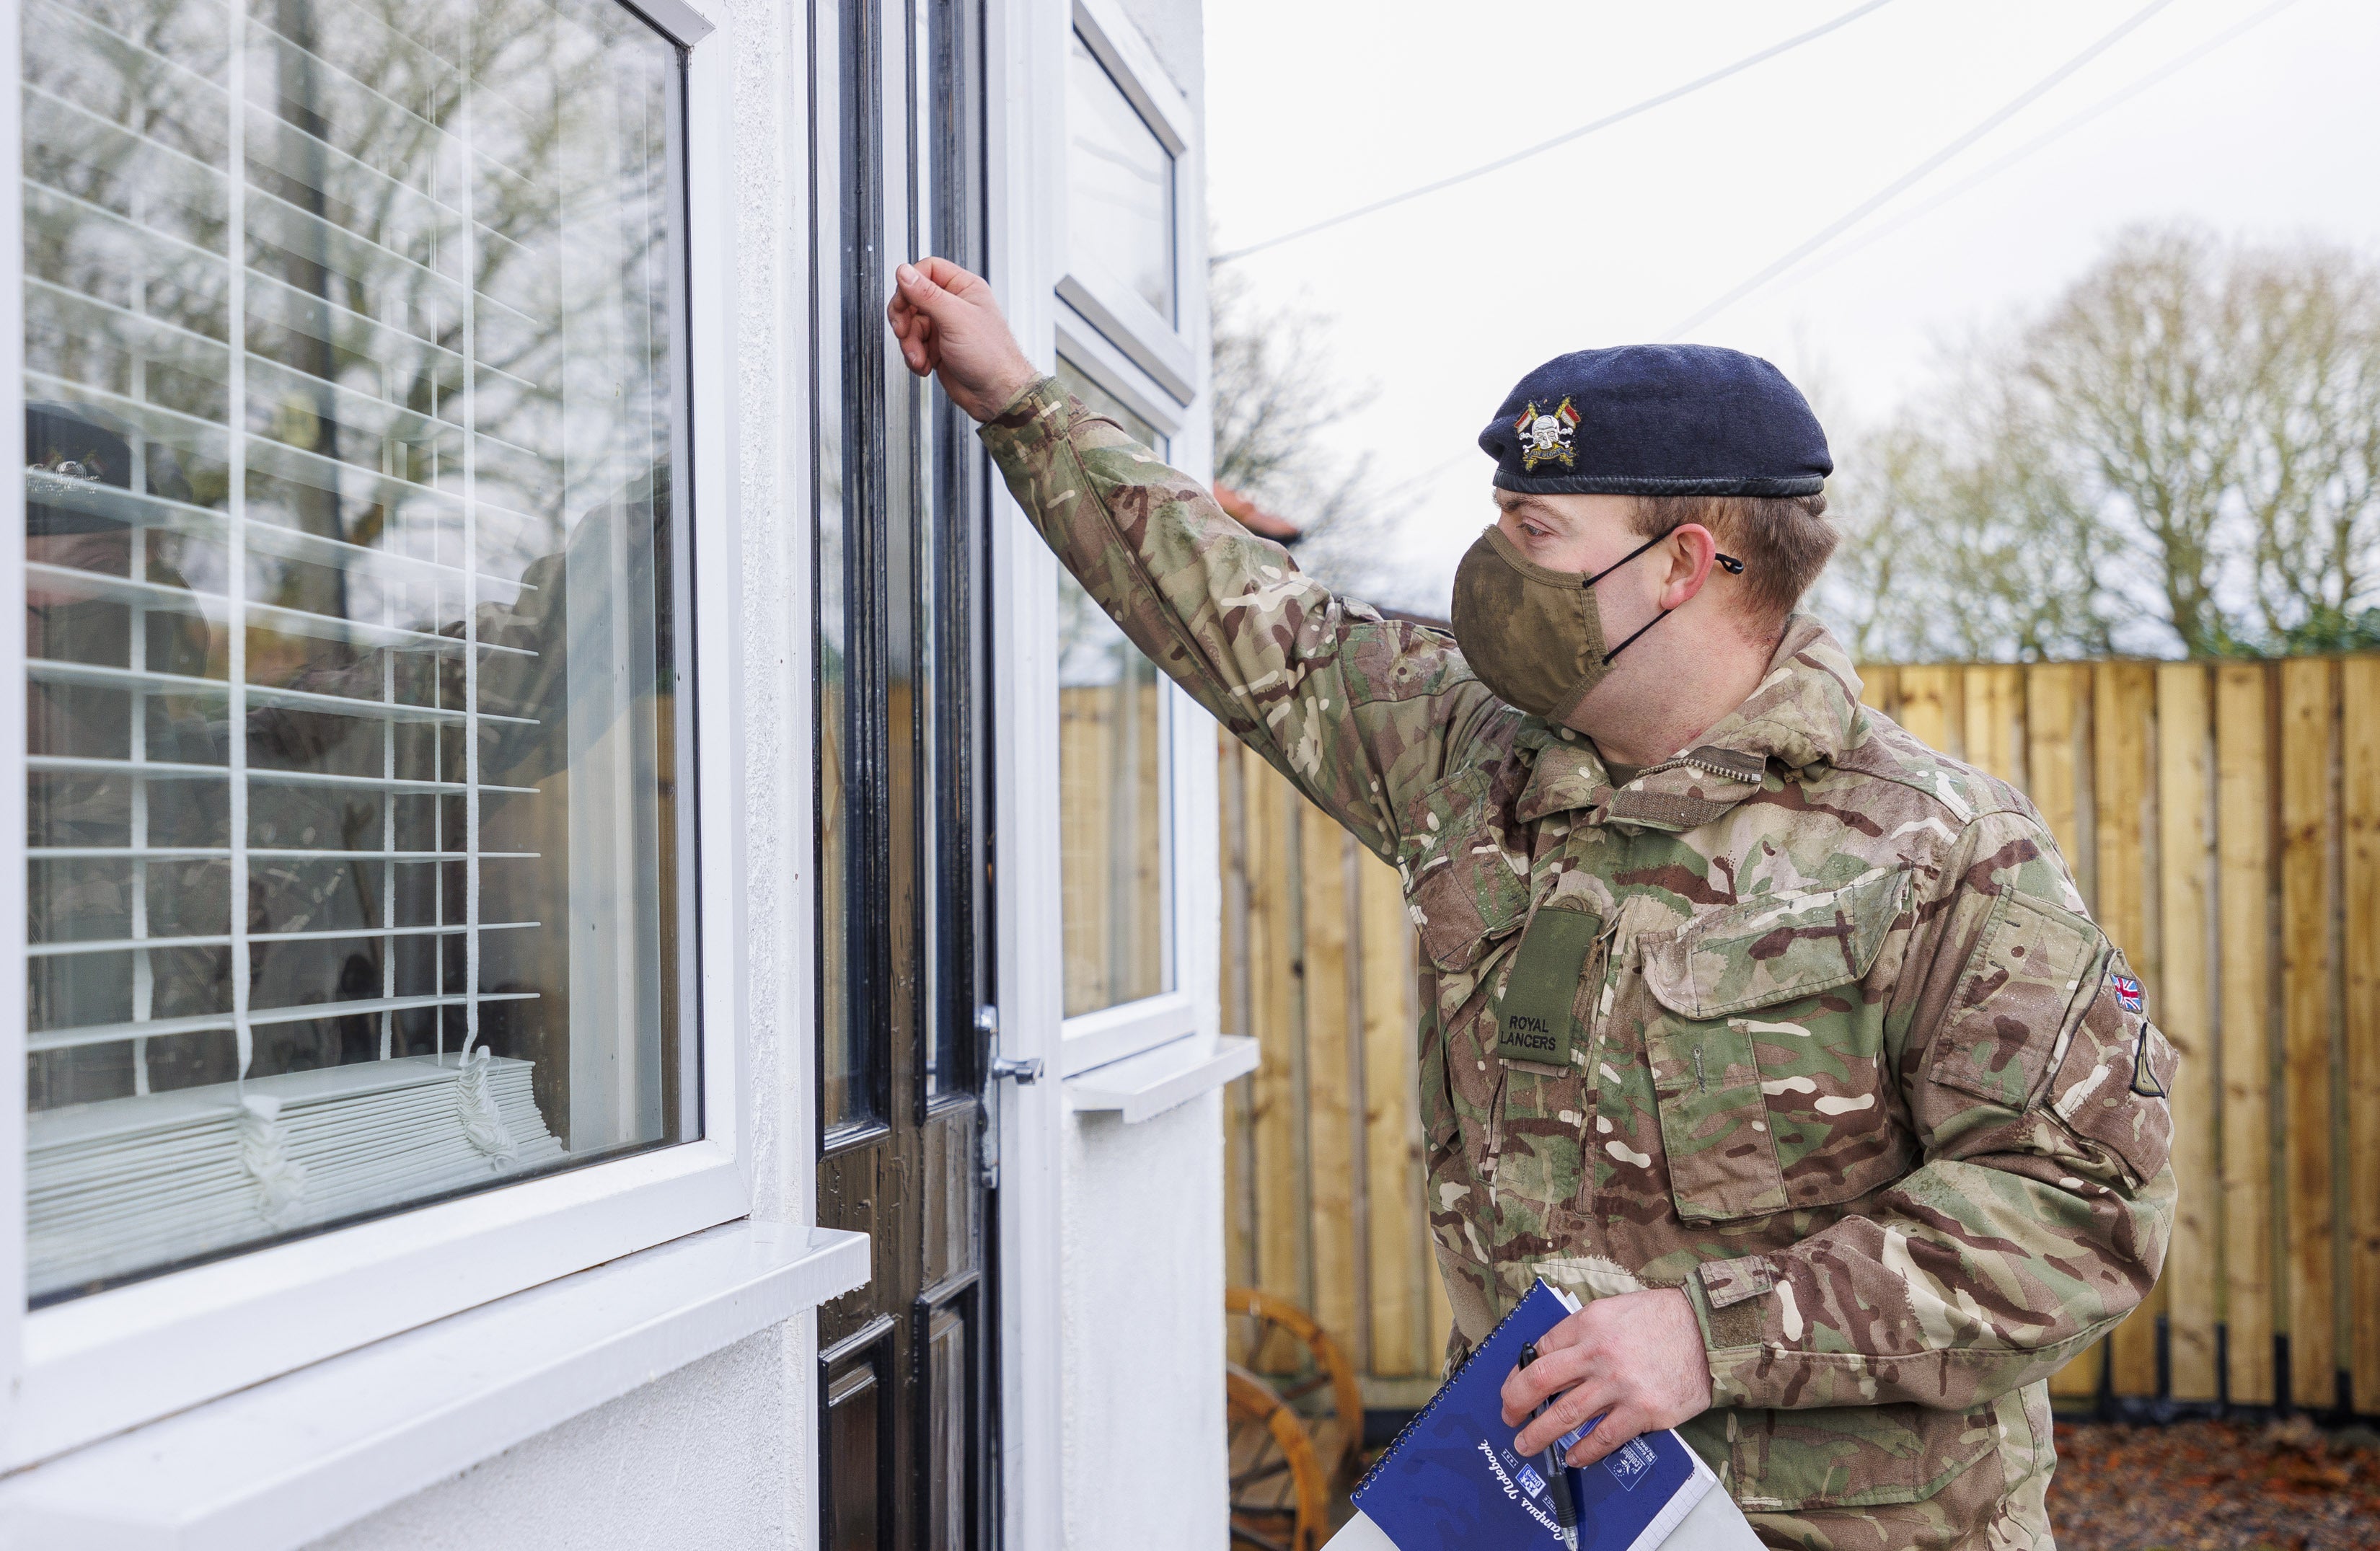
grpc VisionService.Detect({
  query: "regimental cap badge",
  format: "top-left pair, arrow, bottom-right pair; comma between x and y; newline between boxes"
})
1513,397 -> 1579,472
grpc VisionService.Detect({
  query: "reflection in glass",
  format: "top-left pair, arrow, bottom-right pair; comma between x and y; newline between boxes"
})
1065,30 -> 1173,322
825,1361 -> 882,1549
926,1304 -> 969,1550
22,0 -> 692,1302
1052,362 -> 1170,1017
818,400 -> 855,1124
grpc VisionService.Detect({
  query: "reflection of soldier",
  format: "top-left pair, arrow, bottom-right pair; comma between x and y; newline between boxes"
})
27,404 -> 229,1107
25,402 -> 651,1133
889,260 -> 2174,1550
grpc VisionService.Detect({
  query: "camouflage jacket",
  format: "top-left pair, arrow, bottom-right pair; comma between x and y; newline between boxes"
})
983,381 -> 2177,1551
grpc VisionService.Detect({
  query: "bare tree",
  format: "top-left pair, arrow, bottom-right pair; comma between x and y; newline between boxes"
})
1819,360 -> 2117,663
1208,268 -> 1419,605
1828,223 -> 2380,662
2024,227 -> 2252,655
2229,247 -> 2380,649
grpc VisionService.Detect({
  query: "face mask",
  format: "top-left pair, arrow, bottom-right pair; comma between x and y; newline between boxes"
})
1449,524 -> 1742,723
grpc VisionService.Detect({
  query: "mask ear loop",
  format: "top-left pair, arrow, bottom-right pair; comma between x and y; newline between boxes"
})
1588,547 -> 1747,665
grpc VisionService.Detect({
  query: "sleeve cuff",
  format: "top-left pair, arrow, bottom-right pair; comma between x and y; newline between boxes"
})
977,375 -> 1069,467
1687,1255 -> 1780,1410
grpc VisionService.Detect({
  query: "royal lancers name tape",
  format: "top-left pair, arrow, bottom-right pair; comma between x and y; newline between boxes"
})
1492,909 -> 1600,1067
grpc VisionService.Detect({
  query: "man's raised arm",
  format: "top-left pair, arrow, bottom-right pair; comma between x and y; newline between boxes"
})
889,257 -> 1503,860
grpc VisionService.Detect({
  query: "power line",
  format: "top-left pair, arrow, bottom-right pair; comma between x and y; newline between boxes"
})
1209,0 -> 1900,267
1663,0 -> 2181,341
1766,0 -> 2309,296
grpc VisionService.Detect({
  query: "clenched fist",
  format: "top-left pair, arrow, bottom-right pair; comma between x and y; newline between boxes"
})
886,257 -> 1041,422
1498,1288 -> 1714,1468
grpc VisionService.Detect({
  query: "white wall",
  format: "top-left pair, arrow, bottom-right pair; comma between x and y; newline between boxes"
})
307,1330 -> 802,1551
1061,1093 -> 1229,1551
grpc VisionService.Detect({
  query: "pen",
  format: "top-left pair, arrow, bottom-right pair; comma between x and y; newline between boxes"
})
1517,1343 -> 1580,1551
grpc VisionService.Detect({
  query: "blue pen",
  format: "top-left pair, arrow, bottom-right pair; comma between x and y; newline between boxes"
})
1517,1343 -> 1580,1551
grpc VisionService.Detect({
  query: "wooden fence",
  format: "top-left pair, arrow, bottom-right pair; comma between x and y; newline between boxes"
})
1218,736 -> 1450,1405
1218,658 -> 2380,1415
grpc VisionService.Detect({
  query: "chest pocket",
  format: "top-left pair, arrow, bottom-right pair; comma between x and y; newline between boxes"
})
1638,872 -> 1912,1224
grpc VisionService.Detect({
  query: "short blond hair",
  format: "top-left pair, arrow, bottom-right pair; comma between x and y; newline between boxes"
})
1633,492 -> 1837,631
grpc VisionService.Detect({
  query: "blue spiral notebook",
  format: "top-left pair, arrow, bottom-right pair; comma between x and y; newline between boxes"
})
1336,1279 -> 1739,1551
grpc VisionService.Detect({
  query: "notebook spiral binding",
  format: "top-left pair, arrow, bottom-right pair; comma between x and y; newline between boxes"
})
1349,1289 -> 1558,1500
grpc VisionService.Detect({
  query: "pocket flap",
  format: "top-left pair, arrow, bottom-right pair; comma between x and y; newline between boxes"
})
1930,891 -> 2102,1111
1400,769 -> 1530,972
1641,870 -> 1910,1019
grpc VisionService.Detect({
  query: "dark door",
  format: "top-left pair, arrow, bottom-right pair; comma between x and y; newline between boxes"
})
813,0 -> 994,1547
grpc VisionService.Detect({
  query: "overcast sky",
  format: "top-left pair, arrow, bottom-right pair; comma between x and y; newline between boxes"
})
1201,0 -> 2380,612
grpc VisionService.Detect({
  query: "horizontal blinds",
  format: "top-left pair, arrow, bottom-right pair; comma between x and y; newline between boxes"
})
23,0 -> 684,1299
25,0 -> 555,1084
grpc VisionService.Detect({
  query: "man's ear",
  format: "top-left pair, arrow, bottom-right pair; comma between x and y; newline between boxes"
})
1659,523 -> 1720,609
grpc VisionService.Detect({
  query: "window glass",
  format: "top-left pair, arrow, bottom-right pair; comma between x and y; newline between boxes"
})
1065,31 -> 1173,324
1052,360 -> 1169,1017
22,0 -> 693,1302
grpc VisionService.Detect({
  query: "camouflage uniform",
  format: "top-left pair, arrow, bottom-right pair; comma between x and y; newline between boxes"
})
982,382 -> 2177,1550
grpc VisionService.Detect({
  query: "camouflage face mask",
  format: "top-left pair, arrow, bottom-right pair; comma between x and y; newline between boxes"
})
1450,524 -> 1742,723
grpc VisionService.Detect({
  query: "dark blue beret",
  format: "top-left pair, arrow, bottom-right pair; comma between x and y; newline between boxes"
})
1478,344 -> 1831,498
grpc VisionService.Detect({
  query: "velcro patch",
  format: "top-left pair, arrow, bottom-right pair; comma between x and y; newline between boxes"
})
2111,973 -> 2144,1014
1493,906 -> 1602,1067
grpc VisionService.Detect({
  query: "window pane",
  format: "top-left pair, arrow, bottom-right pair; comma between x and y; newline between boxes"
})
1052,361 -> 1170,1017
925,1303 -> 970,1550
22,0 -> 693,1302
824,1362 -> 883,1550
1065,31 -> 1172,324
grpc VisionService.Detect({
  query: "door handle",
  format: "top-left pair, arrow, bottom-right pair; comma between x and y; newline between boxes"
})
976,1005 -> 1040,1084
990,1055 -> 1043,1085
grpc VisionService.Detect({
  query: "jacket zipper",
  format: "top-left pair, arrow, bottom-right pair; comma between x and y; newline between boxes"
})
1636,751 -> 1760,784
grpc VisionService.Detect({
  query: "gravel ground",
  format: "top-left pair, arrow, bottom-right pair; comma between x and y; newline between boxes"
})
2048,1417 -> 2380,1550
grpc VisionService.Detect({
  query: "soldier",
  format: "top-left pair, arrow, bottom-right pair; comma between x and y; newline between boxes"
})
889,257 -> 2175,1550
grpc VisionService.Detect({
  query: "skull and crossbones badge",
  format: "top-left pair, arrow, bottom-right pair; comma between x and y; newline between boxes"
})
1514,397 -> 1579,472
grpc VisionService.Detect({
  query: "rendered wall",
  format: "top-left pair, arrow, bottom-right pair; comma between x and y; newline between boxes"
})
306,1332 -> 801,1551
1062,1091 -> 1230,1551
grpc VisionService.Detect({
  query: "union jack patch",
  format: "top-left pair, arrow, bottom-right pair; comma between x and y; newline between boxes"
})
2110,973 -> 2143,1014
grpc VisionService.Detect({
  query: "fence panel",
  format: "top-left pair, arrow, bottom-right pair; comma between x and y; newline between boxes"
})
2097,662 -> 2159,1397
2216,666 -> 2278,1405
1218,656 -> 2380,1415
2156,663 -> 2221,1401
2279,659 -> 2339,1408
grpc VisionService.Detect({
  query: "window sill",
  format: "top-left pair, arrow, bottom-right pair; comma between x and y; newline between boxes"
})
1065,1033 -> 1256,1123
0,1220 -> 871,1550
1059,990 -> 1201,1076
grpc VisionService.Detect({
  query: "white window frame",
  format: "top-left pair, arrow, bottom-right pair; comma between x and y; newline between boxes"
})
0,0 -> 764,1470
1054,0 -> 1199,405
1044,0 -> 1217,1085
